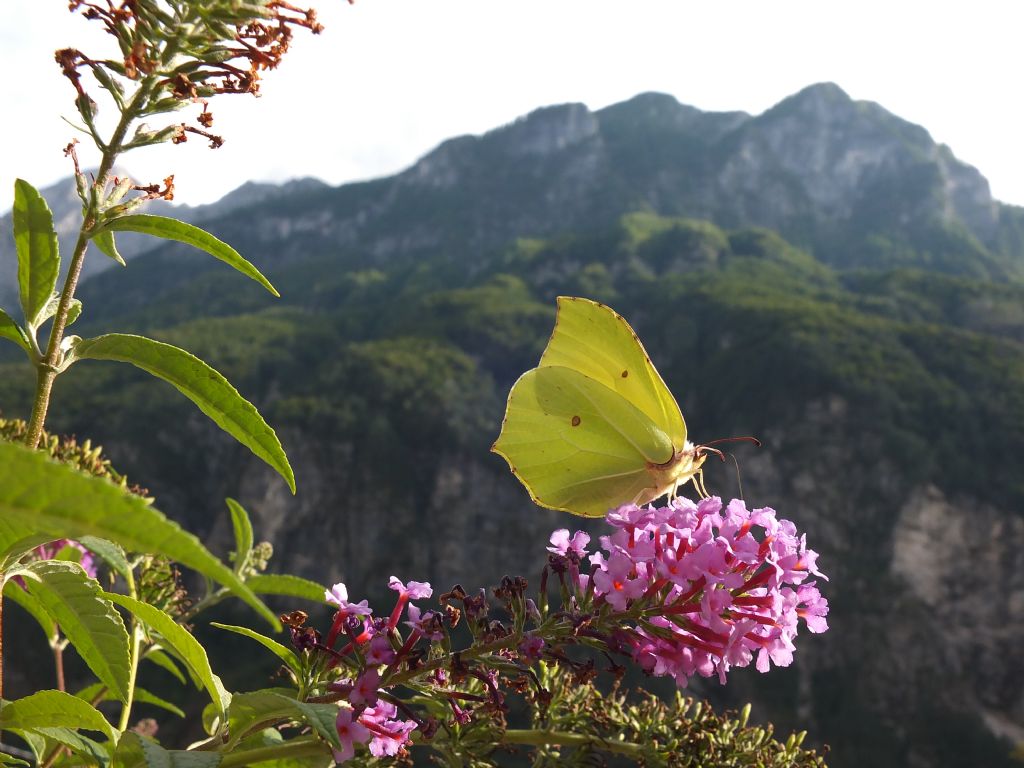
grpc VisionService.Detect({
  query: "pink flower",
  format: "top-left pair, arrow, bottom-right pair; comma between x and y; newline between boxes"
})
333,707 -> 370,763
348,668 -> 380,708
325,583 -> 373,618
388,576 -> 433,600
364,635 -> 396,666
405,604 -> 444,642
387,576 -> 432,629
360,701 -> 417,758
547,529 -> 590,559
590,550 -> 648,611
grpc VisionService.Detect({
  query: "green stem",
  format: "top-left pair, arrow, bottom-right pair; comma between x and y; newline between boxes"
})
503,729 -> 648,758
217,735 -> 327,768
118,568 -> 141,731
387,634 -> 518,687
117,622 -> 143,731
24,78 -> 154,450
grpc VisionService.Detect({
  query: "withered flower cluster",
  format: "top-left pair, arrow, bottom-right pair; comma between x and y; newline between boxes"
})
56,0 -> 327,157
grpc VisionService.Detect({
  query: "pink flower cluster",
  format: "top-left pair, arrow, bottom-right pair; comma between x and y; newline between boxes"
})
564,497 -> 828,686
323,577 -> 428,762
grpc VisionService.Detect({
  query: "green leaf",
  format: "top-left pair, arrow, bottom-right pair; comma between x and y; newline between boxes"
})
226,691 -> 340,750
28,727 -> 110,765
76,682 -> 185,719
0,753 -> 30,767
104,592 -> 231,718
144,648 -> 186,684
12,179 -> 60,327
100,214 -> 278,296
37,293 -> 83,328
72,334 -> 295,494
78,536 -> 133,582
0,441 -> 277,627
210,623 -> 301,675
89,65 -> 126,110
113,732 -> 221,768
0,690 -> 117,743
3,579 -> 58,639
0,307 -> 31,353
133,687 -> 186,718
92,229 -> 126,266
246,575 -> 326,604
226,498 -> 254,574
16,560 -> 131,702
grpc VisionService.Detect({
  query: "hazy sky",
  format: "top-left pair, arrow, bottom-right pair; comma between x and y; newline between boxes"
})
2,1 -> 1022,213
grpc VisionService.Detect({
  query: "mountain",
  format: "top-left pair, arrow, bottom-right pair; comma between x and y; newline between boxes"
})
1,84 -> 1023,767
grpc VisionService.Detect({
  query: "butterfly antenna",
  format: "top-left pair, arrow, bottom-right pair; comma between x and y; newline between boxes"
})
702,436 -> 762,448
698,445 -> 727,463
729,452 -> 746,501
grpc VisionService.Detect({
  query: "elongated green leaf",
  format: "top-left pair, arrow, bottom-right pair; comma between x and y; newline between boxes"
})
13,179 -> 60,327
144,648 -> 186,684
113,732 -> 221,768
16,560 -> 131,702
226,498 -> 254,574
104,592 -> 231,718
73,334 -> 295,494
210,623 -> 301,675
92,229 -> 126,266
76,682 -> 185,719
0,753 -> 30,767
0,307 -> 31,353
3,579 -> 58,639
0,441 -> 277,626
0,690 -> 117,742
246,574 -> 326,603
100,214 -> 278,296
78,536 -> 133,582
8,730 -> 44,764
27,727 -> 110,765
227,691 -> 340,750
90,65 -> 126,110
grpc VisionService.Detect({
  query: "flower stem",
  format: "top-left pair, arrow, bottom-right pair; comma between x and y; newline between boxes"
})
503,729 -> 649,757
217,735 -> 326,768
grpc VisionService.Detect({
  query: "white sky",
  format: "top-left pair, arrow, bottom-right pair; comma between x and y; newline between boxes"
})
2,1 -> 1023,213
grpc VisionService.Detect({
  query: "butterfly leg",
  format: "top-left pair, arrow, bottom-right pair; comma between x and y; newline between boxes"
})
693,469 -> 710,499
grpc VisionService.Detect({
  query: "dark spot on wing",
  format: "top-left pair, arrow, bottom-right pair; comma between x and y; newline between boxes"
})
571,415 -> 581,427
621,369 -> 628,378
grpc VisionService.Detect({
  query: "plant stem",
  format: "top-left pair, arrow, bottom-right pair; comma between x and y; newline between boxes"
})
52,639 -> 65,692
217,735 -> 327,768
503,729 -> 648,758
117,623 -> 143,731
0,581 -> 4,701
118,567 -> 142,731
24,79 -> 153,449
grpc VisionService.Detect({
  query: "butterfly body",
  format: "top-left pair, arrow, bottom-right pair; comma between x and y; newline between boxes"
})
492,296 -> 706,517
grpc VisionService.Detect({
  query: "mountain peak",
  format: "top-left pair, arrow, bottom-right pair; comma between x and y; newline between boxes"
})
501,102 -> 599,156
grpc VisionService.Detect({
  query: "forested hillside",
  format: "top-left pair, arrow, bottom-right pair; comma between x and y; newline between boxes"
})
1,84 -> 1021,767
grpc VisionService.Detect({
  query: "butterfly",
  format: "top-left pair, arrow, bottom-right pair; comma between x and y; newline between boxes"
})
492,296 -> 755,517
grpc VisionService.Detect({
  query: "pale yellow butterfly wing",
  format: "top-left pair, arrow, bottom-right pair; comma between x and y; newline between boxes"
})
539,297 -> 687,450
492,365 -> 673,517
